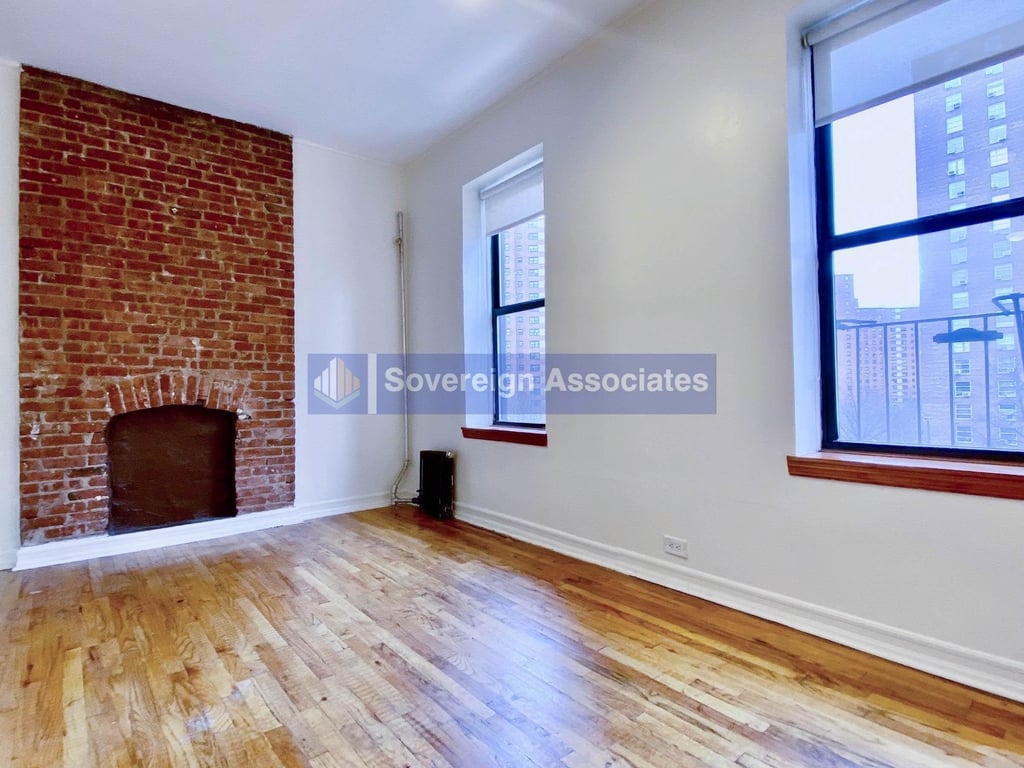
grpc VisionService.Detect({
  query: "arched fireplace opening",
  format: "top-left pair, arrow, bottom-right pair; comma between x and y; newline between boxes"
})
106,404 -> 237,534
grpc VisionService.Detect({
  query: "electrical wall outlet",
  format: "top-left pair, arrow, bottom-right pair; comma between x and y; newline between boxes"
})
663,535 -> 688,560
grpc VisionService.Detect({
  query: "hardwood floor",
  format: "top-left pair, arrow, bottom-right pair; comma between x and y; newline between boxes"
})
0,506 -> 1022,767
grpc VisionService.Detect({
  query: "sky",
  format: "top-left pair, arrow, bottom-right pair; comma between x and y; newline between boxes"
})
831,95 -> 921,309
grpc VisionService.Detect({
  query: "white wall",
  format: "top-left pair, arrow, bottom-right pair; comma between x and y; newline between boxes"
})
404,0 -> 1024,693
293,140 -> 406,509
0,61 -> 19,569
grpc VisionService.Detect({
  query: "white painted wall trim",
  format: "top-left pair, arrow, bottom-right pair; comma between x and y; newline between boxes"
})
13,493 -> 391,571
456,503 -> 1024,704
0,60 -> 21,574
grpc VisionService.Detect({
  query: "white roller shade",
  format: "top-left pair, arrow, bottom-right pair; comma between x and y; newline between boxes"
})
809,0 -> 1024,126
481,161 -> 543,236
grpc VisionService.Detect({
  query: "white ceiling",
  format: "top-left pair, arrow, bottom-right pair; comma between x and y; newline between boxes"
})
0,0 -> 648,163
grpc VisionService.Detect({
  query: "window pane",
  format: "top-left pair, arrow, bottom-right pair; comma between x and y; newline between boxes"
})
831,53 -> 1024,235
496,308 -> 545,424
497,215 -> 545,306
832,217 -> 1024,450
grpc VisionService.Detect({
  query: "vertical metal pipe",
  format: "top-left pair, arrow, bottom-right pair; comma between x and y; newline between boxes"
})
984,315 -> 992,448
883,325 -> 891,442
914,321 -> 922,444
391,212 -> 414,505
946,317 -> 955,447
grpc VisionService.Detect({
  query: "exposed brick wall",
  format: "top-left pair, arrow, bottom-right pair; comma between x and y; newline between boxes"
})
19,67 -> 295,544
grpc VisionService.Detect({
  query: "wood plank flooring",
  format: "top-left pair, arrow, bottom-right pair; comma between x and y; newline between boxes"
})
0,506 -> 1022,767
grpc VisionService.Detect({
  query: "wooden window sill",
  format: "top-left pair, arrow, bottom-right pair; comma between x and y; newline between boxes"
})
787,451 -> 1024,500
461,426 -> 547,446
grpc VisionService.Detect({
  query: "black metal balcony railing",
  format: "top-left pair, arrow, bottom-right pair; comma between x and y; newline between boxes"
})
835,293 -> 1024,451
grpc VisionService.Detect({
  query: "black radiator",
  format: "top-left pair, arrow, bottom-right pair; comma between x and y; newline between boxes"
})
415,450 -> 455,519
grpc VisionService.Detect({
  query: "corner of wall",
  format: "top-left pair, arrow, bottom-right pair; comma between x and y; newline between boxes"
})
0,60 -> 19,566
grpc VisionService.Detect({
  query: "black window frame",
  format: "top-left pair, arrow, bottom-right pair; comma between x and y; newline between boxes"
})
815,116 -> 1024,462
490,219 -> 545,429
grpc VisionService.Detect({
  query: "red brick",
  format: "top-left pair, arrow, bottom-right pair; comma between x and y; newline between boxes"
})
19,66 -> 295,544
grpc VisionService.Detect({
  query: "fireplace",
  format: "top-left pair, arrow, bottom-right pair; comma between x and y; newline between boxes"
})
107,405 -> 237,534
18,67 -> 296,545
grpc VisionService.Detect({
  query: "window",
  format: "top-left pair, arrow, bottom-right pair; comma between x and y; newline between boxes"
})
999,380 -> 1017,398
950,319 -> 971,354
491,211 -> 545,426
809,0 -> 1024,458
463,148 -> 546,438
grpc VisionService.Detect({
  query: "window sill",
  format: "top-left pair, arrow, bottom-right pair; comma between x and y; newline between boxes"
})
787,451 -> 1024,500
461,426 -> 548,447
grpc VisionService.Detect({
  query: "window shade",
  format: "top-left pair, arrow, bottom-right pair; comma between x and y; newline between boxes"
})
809,0 -> 1024,126
481,161 -> 543,236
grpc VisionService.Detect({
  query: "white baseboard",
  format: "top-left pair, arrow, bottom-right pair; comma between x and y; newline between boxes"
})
13,493 -> 390,571
456,502 -> 1024,704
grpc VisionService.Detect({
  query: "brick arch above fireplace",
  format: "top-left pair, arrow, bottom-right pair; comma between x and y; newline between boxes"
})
105,372 -> 251,418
